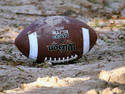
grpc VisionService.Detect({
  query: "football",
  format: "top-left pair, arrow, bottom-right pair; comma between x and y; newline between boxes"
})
15,16 -> 97,63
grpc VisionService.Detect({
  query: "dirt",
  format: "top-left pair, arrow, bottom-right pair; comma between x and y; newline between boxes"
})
0,0 -> 125,94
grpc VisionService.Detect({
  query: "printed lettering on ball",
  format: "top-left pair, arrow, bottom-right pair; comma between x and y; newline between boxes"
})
15,16 -> 97,63
52,26 -> 69,39
48,44 -> 76,51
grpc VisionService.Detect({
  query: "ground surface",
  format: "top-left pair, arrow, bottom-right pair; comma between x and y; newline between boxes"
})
0,0 -> 125,94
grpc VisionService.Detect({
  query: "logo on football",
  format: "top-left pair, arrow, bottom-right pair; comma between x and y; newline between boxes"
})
15,16 -> 97,63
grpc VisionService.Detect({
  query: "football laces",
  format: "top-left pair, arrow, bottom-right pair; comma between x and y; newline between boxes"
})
44,54 -> 78,63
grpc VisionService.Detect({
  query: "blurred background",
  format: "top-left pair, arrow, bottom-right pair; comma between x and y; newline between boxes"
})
0,0 -> 125,26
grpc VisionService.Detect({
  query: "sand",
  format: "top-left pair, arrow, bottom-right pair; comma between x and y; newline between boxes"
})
0,0 -> 125,94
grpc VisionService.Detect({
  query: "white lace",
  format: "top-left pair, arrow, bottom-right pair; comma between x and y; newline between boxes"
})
44,54 -> 78,63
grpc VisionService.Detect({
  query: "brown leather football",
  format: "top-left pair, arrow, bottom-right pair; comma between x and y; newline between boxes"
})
15,16 -> 97,63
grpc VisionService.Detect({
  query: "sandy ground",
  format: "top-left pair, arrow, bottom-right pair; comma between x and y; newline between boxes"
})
0,0 -> 125,94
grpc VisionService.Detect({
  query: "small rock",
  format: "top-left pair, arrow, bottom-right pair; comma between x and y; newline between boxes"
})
112,88 -> 123,94
102,88 -> 112,94
99,67 -> 125,84
85,89 -> 97,94
99,70 -> 110,81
